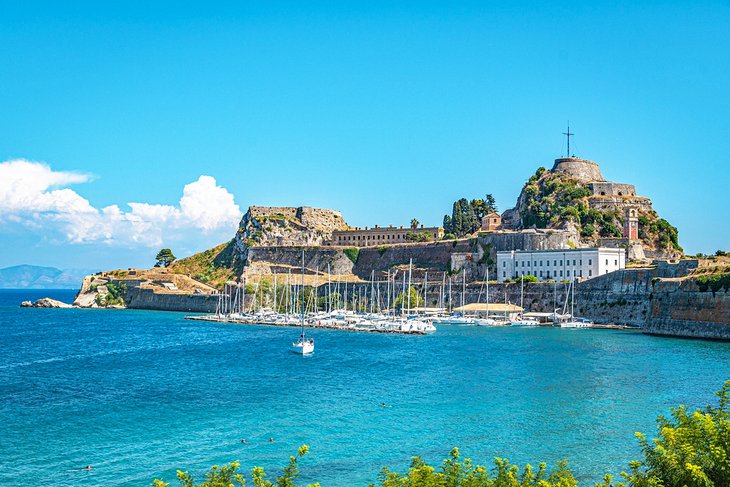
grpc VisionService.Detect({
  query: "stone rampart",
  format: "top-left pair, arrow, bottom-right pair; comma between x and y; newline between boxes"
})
123,286 -> 218,312
245,246 -> 354,276
588,182 -> 636,197
248,206 -> 300,219
298,207 -> 348,231
586,195 -> 653,213
478,230 -> 578,252
551,157 -> 605,182
644,279 -> 730,339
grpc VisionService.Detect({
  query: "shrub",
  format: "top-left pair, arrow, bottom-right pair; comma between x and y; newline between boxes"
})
343,247 -> 360,264
581,223 -> 595,237
696,272 -> 730,294
405,231 -> 432,242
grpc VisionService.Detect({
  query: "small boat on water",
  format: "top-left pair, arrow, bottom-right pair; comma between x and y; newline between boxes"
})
292,249 -> 315,355
558,279 -> 593,329
510,276 -> 540,327
292,334 -> 315,354
559,317 -> 593,328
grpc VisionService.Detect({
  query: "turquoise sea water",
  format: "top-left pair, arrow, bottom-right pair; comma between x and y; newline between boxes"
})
1,289 -> 730,486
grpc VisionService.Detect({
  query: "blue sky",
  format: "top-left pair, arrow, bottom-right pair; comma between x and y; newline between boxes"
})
1,1 -> 728,270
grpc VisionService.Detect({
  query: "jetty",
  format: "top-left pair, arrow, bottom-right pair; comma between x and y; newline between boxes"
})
184,313 -> 429,335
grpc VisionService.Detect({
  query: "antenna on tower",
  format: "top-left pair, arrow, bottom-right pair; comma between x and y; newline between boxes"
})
562,123 -> 574,157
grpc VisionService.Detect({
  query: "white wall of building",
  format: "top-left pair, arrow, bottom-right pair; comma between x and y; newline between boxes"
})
496,248 -> 625,282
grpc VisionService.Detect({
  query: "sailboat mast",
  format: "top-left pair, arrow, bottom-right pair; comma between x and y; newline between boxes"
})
301,249 -> 305,334
407,258 -> 412,314
571,278 -> 575,319
448,278 -> 452,313
461,270 -> 466,309
486,267 -> 490,318
423,271 -> 428,313
329,264 -> 333,313
441,272 -> 445,311
520,275 -> 524,311
386,269 -> 390,313
401,272 -> 406,316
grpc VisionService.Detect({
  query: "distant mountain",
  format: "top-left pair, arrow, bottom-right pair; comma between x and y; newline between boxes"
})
0,265 -> 89,289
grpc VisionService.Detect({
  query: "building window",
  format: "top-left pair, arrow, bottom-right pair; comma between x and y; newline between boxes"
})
606,259 -> 608,265
539,271 -> 543,277
579,270 -> 583,277
615,259 -> 618,265
540,260 -> 543,266
589,269 -> 592,276
573,260 -> 576,266
560,270 -> 563,277
503,272 -> 506,277
589,259 -> 592,265
567,270 -> 570,277
560,260 -> 563,266
503,261 -> 506,267
580,260 -> 582,265
554,260 -> 557,266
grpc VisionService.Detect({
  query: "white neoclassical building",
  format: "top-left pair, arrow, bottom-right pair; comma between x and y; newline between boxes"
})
496,248 -> 625,282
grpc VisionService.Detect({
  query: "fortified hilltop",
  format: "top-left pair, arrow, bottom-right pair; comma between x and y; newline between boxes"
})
501,155 -> 680,260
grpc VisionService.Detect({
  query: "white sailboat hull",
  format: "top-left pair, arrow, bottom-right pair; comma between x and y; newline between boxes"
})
510,318 -> 540,327
559,321 -> 592,328
292,339 -> 315,354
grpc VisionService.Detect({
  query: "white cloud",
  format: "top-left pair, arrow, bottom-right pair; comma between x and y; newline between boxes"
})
0,159 -> 242,248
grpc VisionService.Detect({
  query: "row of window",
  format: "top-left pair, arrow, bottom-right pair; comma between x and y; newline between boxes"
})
505,258 -> 593,268
338,234 -> 404,241
337,232 -> 438,241
504,258 -> 618,268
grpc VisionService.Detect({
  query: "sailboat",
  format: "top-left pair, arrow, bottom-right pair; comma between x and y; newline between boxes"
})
292,249 -> 315,354
559,279 -> 593,328
510,275 -> 540,326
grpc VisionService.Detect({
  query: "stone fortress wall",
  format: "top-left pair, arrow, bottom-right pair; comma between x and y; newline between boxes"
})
551,157 -> 605,183
248,206 -> 301,219
247,206 -> 347,232
588,182 -> 636,197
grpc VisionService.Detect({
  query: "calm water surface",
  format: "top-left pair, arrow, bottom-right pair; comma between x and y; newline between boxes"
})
1,289 -> 729,486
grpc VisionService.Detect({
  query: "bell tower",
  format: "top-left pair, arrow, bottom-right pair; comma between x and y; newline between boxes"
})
623,207 -> 639,240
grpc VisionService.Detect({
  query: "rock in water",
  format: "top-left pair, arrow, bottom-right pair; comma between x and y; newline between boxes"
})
20,298 -> 73,308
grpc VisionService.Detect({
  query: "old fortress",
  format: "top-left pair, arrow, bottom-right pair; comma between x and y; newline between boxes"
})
235,152 -> 668,283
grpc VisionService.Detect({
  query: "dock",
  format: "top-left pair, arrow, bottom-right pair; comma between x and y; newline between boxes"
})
184,314 -> 428,335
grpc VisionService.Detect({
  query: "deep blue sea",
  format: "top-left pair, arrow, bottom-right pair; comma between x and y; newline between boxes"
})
1,289 -> 730,486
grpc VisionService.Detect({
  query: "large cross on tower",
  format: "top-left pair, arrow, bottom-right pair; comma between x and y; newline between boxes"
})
562,124 -> 574,157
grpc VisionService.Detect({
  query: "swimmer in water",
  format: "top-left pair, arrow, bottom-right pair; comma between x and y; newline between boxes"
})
241,438 -> 247,444
84,466 -> 92,470
381,402 -> 386,408
269,437 -> 274,443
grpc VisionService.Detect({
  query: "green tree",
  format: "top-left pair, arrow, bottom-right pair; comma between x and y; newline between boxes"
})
443,215 -> 453,234
411,218 -> 420,228
624,381 -> 730,487
485,194 -> 498,213
377,448 -> 578,487
471,198 -> 487,221
155,248 -> 177,268
394,286 -> 424,311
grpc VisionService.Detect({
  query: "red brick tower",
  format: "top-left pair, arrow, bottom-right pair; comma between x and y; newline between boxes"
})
623,207 -> 639,240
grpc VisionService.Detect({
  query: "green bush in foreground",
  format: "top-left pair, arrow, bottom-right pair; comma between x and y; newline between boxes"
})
155,382 -> 730,487
153,445 -> 320,487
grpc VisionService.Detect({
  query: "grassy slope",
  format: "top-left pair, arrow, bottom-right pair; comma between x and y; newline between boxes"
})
168,240 -> 242,290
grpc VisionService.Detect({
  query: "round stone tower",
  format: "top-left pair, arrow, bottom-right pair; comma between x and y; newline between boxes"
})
550,157 -> 605,183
